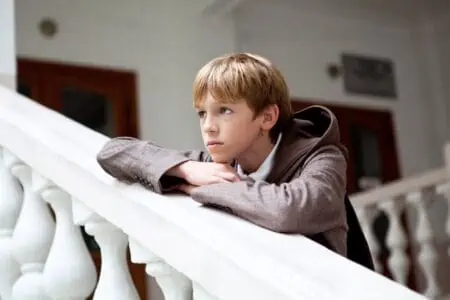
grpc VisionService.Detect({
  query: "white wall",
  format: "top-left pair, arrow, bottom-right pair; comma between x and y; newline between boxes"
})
16,0 -> 236,150
0,0 -> 16,89
432,14 -> 450,148
234,0 -> 444,177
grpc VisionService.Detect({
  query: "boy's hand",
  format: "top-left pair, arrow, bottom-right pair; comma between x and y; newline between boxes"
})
169,161 -> 240,186
177,183 -> 197,195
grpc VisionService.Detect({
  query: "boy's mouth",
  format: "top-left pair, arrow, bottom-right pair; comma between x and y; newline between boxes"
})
206,141 -> 224,148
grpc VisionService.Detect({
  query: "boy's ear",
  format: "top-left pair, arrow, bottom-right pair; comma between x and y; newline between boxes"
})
261,105 -> 279,130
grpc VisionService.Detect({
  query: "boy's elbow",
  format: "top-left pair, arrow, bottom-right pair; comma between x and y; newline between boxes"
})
96,140 -> 115,168
96,150 -> 110,169
96,137 -> 136,176
97,137 -> 135,164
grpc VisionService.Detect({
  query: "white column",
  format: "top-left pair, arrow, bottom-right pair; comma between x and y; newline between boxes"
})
411,187 -> 440,299
0,149 -> 23,300
10,166 -> 55,300
129,238 -> 193,300
379,197 -> 410,285
0,0 -> 16,90
42,187 -> 97,299
83,214 -> 139,300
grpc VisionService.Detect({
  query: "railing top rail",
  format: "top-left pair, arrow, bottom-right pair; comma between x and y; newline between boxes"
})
350,168 -> 448,207
0,86 -> 426,300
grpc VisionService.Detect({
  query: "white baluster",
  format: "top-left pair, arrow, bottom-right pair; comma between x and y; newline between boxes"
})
129,238 -> 193,300
10,166 -> 55,300
411,187 -> 441,299
355,206 -> 382,273
379,197 -> 410,285
0,149 -> 22,300
85,218 -> 139,300
41,187 -> 97,299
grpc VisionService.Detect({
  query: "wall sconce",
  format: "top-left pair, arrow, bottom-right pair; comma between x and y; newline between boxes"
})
38,17 -> 58,38
326,63 -> 342,79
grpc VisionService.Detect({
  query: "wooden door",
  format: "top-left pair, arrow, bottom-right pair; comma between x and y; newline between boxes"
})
17,58 -> 146,299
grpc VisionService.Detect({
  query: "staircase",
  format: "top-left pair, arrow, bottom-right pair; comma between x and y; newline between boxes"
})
0,85 -> 441,299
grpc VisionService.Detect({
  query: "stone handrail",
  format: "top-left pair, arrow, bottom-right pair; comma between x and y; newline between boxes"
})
0,86 -> 426,300
350,168 -> 448,207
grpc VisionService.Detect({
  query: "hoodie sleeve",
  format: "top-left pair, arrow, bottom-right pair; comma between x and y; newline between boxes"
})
96,137 -> 210,193
189,145 -> 347,235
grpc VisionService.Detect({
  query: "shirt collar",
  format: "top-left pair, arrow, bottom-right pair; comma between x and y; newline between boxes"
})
237,134 -> 283,181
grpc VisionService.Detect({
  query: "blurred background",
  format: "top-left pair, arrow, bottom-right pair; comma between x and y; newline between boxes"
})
1,0 -> 450,299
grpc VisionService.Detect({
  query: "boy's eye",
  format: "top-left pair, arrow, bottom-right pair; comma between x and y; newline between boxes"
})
197,110 -> 206,118
220,107 -> 233,115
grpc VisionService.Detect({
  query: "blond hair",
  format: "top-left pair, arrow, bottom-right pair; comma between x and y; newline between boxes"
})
193,53 -> 292,141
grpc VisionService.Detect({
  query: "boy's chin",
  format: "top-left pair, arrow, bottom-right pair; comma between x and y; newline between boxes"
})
210,154 -> 233,164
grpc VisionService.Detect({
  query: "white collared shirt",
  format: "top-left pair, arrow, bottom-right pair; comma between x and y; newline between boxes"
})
236,134 -> 283,181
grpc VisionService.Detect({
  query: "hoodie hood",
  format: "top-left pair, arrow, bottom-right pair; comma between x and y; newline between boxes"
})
266,105 -> 347,183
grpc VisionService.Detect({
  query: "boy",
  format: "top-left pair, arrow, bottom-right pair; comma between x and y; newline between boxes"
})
97,53 -> 363,260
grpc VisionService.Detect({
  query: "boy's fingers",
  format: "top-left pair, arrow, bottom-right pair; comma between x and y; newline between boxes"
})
178,183 -> 196,195
216,172 -> 240,182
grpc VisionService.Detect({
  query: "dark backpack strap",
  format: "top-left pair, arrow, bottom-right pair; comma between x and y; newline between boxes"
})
307,195 -> 375,271
308,232 -> 333,251
344,194 -> 375,270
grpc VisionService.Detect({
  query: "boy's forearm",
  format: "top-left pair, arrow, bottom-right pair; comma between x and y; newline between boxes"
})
97,137 -> 204,192
189,146 -> 347,235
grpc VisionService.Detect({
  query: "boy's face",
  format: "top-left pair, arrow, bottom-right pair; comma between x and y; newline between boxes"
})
195,93 -> 272,163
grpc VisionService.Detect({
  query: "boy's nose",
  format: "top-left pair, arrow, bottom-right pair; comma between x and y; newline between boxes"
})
203,117 -> 218,133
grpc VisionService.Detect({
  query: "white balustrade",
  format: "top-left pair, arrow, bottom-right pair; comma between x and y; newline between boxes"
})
0,85 -> 435,300
351,165 -> 450,299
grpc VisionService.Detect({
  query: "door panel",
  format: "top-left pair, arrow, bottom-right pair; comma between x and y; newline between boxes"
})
59,87 -> 116,137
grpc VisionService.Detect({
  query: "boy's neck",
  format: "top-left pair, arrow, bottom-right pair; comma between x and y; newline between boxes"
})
236,134 -> 275,174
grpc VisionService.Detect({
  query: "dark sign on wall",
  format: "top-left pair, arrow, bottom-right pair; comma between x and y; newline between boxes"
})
342,53 -> 397,98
